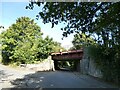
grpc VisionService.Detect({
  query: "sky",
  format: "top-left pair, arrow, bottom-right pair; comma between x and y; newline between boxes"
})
0,1 -> 74,49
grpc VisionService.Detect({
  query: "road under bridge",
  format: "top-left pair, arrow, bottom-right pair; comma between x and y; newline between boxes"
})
51,49 -> 83,71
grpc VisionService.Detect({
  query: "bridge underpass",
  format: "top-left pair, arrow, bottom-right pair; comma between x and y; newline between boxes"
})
51,49 -> 83,72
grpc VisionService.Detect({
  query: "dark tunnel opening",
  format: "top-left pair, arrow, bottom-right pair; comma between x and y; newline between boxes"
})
54,60 -> 80,72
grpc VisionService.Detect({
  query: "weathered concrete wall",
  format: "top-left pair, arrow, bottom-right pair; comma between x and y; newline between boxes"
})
22,56 -> 55,71
80,47 -> 102,78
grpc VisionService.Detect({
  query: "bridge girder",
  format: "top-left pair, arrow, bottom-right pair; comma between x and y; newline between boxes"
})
51,49 -> 83,61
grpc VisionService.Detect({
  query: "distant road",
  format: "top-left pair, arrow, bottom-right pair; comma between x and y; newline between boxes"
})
0,64 -> 118,89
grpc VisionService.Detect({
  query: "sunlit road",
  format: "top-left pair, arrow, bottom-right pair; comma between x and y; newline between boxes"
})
0,64 -> 35,89
0,64 -> 117,88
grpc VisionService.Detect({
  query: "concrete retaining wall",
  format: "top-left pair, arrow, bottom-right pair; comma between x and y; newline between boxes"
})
21,56 -> 55,71
80,47 -> 102,78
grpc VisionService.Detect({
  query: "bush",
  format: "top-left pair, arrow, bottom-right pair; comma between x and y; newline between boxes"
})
87,45 -> 120,85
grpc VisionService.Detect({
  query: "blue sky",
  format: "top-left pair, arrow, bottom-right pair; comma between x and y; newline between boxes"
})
0,2 -> 74,49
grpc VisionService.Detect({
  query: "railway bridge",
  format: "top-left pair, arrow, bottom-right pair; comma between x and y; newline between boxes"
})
51,49 -> 83,71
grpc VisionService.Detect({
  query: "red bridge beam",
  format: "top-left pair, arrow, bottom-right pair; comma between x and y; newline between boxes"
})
51,49 -> 83,61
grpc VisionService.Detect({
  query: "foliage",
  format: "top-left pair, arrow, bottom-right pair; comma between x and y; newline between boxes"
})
0,17 -> 64,65
26,2 -> 120,48
44,36 -> 66,53
71,33 -> 96,50
26,2 -> 113,37
1,17 -> 42,64
87,45 -> 120,84
26,2 -> 120,84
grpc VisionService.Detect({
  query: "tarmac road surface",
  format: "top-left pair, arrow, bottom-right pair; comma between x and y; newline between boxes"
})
0,64 -> 118,89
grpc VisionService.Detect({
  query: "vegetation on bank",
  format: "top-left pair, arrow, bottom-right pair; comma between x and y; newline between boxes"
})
0,17 -> 65,65
70,31 -> 120,85
43,2 -> 120,85
0,2 -> 120,85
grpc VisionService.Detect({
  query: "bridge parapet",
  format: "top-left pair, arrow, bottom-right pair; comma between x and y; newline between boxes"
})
51,49 -> 83,61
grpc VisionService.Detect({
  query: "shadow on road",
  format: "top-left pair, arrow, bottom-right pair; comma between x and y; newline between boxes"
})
9,70 -> 119,89
0,70 -> 6,78
10,71 -> 55,88
0,70 -> 13,82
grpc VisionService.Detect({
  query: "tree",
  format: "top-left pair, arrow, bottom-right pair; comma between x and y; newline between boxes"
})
71,33 -> 95,50
26,2 -> 109,36
26,2 -> 120,84
0,26 -> 4,29
1,17 -> 43,64
43,36 -> 66,53
0,17 -> 66,65
26,2 -> 120,45
1,17 -> 45,64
